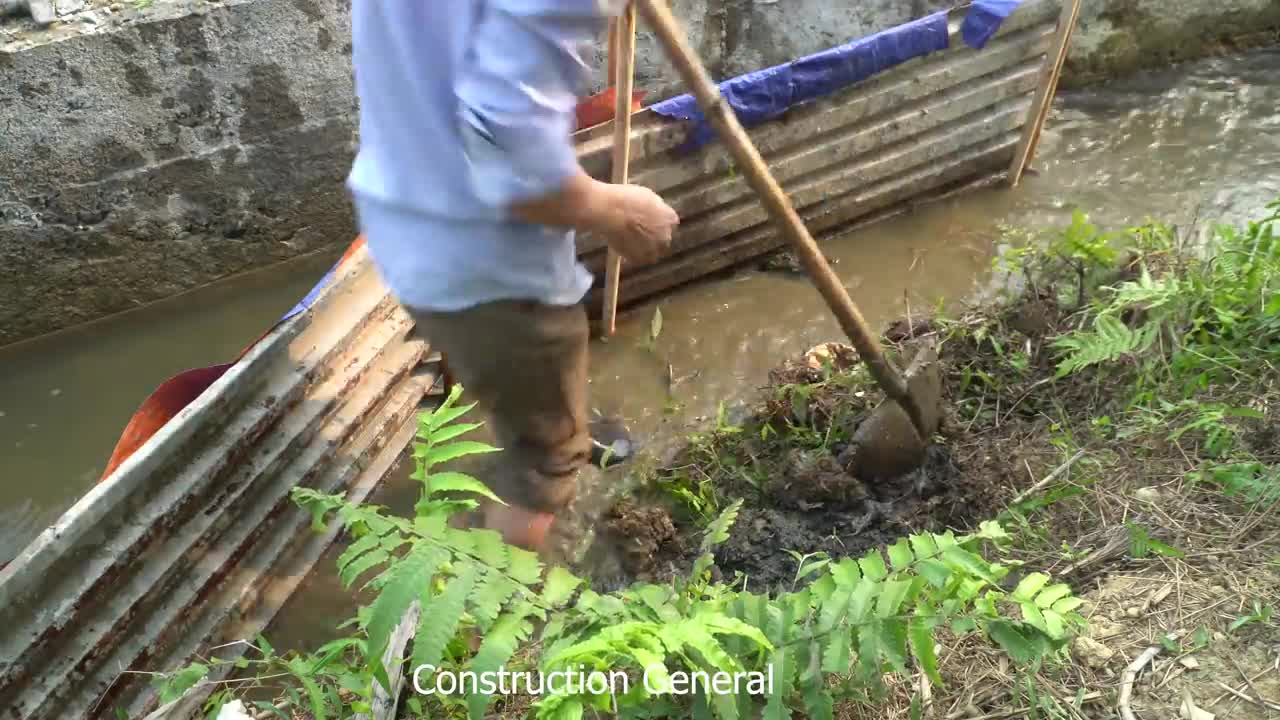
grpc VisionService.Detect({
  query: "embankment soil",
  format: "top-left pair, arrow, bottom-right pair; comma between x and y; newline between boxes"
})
583,204 -> 1280,719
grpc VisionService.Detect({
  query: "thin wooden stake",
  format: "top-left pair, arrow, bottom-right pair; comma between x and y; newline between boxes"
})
601,2 -> 638,336
1008,0 -> 1082,187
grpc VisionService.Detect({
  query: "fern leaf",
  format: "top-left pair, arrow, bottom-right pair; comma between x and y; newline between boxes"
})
470,571 -> 519,628
874,618 -> 909,672
413,564 -> 478,677
507,546 -> 543,586
820,628 -> 851,673
341,548 -> 390,589
423,421 -> 484,445
909,615 -> 942,686
536,696 -> 584,720
847,580 -> 878,625
1012,573 -> 1052,602
366,543 -> 448,663
541,566 -> 583,608
467,603 -> 537,720
875,579 -> 917,619
673,622 -> 741,674
416,440 -> 501,467
816,583 -> 852,634
1033,583 -> 1073,609
762,598 -> 797,720
939,547 -> 999,584
830,558 -> 861,589
1052,597 -> 1085,614
858,550 -> 888,582
337,532 -> 384,575
887,538 -> 914,572
425,471 -> 504,503
985,620 -> 1042,665
801,673 -> 834,720
916,559 -> 952,589
908,533 -> 939,560
422,384 -> 475,430
701,499 -> 743,552
702,614 -> 773,653
470,529 -> 510,571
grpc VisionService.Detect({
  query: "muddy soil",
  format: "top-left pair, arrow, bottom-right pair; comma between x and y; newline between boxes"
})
584,295 -> 1074,593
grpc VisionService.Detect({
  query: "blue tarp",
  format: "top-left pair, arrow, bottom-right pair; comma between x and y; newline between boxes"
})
962,0 -> 1027,50
649,2 -> 1027,154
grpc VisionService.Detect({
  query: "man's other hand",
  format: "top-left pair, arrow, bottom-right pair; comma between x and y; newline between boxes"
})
601,183 -> 679,265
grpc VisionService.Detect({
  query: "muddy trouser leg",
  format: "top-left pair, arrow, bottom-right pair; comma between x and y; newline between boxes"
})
406,300 -> 592,515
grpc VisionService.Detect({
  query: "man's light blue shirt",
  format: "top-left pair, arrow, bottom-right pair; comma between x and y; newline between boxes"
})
347,0 -> 620,311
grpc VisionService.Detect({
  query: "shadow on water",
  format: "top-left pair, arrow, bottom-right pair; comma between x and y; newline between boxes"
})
2,48 -> 1278,652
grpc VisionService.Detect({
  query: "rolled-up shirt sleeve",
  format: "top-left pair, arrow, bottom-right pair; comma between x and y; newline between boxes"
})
455,0 -> 625,212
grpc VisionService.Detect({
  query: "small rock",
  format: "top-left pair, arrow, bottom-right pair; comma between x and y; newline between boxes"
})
1212,631 -> 1227,643
50,388 -> 62,397
1126,606 -> 1142,618
1179,656 -> 1201,670
1209,585 -> 1226,595
1133,486 -> 1162,503
1072,636 -> 1115,668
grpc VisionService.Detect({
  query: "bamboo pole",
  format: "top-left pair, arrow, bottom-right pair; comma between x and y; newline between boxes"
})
634,0 -> 929,438
600,2 -> 638,336
1007,0 -> 1083,187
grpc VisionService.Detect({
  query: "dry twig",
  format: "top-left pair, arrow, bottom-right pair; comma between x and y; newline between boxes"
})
1118,644 -> 1163,720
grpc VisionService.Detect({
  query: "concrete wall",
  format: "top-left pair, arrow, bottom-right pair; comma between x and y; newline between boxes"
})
2,0 -> 1278,346
0,0 -> 357,347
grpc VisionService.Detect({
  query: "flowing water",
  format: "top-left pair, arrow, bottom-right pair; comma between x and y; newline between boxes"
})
2,48 -> 1278,649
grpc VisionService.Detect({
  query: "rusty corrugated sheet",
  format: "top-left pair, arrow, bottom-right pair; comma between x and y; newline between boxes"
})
572,0 -> 1061,320
0,247 -> 442,719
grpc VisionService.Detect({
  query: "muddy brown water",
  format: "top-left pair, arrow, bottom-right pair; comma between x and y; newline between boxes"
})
2,49 -> 1278,653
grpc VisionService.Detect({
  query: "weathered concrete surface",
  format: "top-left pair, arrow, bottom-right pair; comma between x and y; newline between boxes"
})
0,0 -> 356,346
2,0 -> 1278,345
1062,0 -> 1280,88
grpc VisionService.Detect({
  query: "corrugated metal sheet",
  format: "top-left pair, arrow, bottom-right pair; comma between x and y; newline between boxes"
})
0,247 -> 443,719
572,0 -> 1061,321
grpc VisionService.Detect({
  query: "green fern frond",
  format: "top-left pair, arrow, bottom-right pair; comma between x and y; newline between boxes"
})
470,570 -> 520,629
540,566 -> 584,608
366,543 -> 448,667
701,498 -> 743,553
412,563 -> 479,678
1053,314 -> 1160,378
467,602 -> 539,720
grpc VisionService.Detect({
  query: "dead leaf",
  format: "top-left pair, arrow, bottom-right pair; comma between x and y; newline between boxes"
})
1180,689 -> 1215,720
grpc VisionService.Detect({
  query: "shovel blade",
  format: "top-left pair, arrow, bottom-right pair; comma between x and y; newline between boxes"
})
846,341 -> 943,482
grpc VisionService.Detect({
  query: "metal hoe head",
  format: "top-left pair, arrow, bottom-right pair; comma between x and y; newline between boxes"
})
844,340 -> 944,482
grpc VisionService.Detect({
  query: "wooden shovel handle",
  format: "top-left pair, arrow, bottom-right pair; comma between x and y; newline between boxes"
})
636,0 -> 928,435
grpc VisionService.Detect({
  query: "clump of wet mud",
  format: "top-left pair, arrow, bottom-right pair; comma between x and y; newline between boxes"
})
587,309 -> 1057,592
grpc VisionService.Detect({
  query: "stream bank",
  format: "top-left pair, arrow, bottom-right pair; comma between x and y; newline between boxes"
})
578,198 -> 1279,719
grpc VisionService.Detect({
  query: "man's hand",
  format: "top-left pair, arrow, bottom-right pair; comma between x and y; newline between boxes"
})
598,183 -> 679,264
510,170 -> 679,265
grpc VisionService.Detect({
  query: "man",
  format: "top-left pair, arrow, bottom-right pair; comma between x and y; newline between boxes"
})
347,1 -> 679,552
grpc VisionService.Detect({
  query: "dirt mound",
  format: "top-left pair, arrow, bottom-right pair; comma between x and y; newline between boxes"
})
586,299 -> 1073,592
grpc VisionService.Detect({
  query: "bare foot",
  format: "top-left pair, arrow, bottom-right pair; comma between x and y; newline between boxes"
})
483,502 -> 556,553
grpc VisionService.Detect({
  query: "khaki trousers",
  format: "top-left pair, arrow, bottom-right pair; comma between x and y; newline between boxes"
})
407,300 -> 592,514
